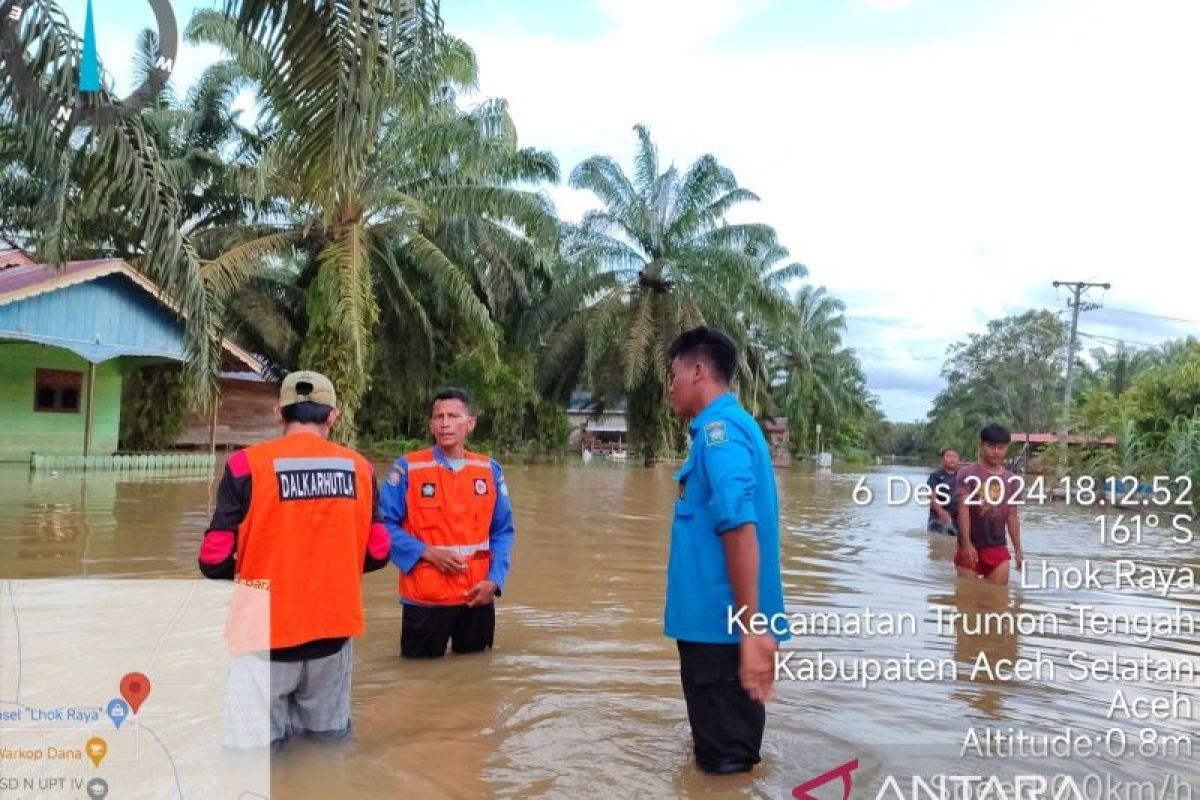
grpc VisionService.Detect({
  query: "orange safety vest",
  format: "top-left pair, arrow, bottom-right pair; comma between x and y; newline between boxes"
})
399,447 -> 497,606
236,432 -> 375,649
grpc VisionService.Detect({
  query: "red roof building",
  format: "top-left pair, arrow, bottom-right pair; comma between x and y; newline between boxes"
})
0,240 -> 36,270
1010,432 -> 1117,446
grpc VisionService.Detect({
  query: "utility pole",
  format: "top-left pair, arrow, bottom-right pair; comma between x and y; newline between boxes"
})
1051,280 -> 1111,472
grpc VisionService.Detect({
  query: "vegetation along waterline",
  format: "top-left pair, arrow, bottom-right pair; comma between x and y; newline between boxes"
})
1,0 -> 1195,492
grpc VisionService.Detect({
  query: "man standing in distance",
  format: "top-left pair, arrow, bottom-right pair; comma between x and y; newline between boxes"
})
926,448 -> 961,535
198,371 -> 391,747
665,326 -> 788,774
382,388 -> 516,658
954,424 -> 1025,585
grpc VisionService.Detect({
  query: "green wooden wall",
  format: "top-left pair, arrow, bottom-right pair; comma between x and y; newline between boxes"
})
0,343 -> 123,462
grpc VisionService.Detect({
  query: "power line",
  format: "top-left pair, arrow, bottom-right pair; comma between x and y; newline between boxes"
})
1076,331 -> 1160,348
1092,308 -> 1200,326
844,323 -> 950,334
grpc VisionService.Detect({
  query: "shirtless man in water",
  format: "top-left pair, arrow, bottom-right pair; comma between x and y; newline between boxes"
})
953,424 -> 1025,585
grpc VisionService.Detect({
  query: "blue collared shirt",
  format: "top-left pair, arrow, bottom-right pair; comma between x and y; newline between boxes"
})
664,393 -> 788,643
380,446 -> 515,604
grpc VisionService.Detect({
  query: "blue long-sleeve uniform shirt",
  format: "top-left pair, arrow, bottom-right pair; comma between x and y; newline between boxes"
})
380,446 -> 515,605
665,393 -> 788,644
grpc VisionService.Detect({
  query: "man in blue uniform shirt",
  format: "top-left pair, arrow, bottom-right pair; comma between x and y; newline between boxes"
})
664,326 -> 788,775
380,388 -> 516,658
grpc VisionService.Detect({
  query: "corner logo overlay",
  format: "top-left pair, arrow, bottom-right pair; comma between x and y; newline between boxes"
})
0,0 -> 178,129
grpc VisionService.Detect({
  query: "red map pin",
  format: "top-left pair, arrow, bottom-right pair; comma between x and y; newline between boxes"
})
120,673 -> 151,714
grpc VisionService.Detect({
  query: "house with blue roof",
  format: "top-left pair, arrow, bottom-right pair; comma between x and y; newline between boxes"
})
0,245 -> 262,462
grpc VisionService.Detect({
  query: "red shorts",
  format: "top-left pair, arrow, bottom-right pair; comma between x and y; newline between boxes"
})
954,544 -> 1010,577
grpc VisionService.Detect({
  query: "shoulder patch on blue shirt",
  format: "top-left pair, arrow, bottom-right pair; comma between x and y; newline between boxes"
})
491,459 -> 509,496
704,420 -> 730,446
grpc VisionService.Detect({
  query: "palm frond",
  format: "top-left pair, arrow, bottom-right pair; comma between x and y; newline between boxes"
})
631,123 -> 659,194
400,231 -> 497,351
569,155 -> 636,217
201,231 -> 295,302
621,291 -> 658,389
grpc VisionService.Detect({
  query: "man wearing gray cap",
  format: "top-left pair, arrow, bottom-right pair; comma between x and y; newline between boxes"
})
198,370 -> 391,748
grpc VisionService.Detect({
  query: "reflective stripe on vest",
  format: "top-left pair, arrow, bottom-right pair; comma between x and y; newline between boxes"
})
407,457 -> 491,471
442,541 -> 491,557
399,447 -> 498,605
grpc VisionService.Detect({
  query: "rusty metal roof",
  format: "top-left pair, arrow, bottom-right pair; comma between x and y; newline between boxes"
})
0,242 -> 37,270
1012,432 -> 1117,445
0,258 -> 127,301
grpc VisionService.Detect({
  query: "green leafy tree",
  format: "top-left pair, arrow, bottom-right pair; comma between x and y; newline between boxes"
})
927,310 -> 1068,443
1104,338 -> 1200,494
1124,338 -> 1200,426
119,364 -> 191,450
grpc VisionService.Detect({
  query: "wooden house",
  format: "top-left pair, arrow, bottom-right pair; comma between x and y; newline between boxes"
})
0,253 -> 263,462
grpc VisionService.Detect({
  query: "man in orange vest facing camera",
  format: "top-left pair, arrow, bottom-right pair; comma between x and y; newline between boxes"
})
198,371 -> 391,747
381,388 -> 516,658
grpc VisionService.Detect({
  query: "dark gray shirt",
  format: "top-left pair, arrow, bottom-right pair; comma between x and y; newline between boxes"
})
953,462 -> 1021,548
926,468 -> 959,522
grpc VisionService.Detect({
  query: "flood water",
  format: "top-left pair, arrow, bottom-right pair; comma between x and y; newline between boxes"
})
1,461 -> 1197,799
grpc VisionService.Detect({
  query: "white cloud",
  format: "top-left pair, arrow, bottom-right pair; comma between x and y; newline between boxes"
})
48,0 -> 1200,422
457,0 -> 1200,420
860,0 -> 915,10
593,0 -> 773,46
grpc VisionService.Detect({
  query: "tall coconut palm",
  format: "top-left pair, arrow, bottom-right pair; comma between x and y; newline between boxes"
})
352,96 -> 560,432
739,239 -> 810,418
770,284 -> 872,454
3,31 -> 276,254
1,6 -> 225,399
189,5 -> 558,440
535,125 -> 795,462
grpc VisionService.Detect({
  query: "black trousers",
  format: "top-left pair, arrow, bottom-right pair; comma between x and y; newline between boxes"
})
401,602 -> 495,658
677,640 -> 766,774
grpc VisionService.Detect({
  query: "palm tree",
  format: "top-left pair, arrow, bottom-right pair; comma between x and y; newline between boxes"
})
1077,343 -> 1153,396
740,240 -> 810,417
535,125 -> 794,462
189,5 -> 558,440
356,96 -> 561,433
2,40 -> 257,248
1,7 -> 226,399
770,285 -> 871,454
1147,337 -> 1200,369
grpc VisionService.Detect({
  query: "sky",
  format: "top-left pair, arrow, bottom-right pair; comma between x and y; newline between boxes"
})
52,0 -> 1200,421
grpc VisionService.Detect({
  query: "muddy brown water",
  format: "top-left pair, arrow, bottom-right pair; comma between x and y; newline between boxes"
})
1,462 -> 1196,799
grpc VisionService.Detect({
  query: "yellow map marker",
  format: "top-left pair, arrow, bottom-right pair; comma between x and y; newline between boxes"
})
85,737 -> 108,767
